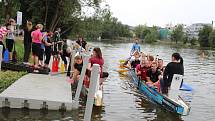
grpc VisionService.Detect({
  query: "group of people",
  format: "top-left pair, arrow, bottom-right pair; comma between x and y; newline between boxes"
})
70,47 -> 106,88
0,19 -> 16,59
0,18 -> 108,88
23,21 -> 67,69
124,39 -> 184,94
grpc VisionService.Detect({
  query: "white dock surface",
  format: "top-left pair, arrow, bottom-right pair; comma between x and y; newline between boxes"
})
0,73 -> 73,110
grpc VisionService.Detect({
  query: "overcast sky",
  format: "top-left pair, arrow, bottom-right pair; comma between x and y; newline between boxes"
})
105,0 -> 215,27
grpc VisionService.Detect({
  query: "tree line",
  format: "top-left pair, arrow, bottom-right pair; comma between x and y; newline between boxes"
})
133,23 -> 215,49
0,0 -> 132,40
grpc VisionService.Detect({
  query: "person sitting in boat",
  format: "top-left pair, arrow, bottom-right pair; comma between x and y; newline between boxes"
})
88,47 -> 104,76
157,58 -> 165,72
146,62 -> 162,91
71,55 -> 83,83
136,59 -> 149,81
147,55 -> 154,68
83,47 -> 105,88
160,53 -> 184,94
130,38 -> 141,56
125,51 -> 140,69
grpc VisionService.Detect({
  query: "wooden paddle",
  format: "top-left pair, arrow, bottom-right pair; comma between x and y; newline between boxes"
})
118,69 -> 129,73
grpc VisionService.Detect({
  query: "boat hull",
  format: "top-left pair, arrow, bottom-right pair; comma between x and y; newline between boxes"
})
128,70 -> 190,115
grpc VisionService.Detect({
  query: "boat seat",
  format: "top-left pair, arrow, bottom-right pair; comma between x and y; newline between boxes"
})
168,74 -> 183,100
170,74 -> 183,90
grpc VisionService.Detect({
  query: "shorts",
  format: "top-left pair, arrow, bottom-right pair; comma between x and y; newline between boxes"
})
39,48 -> 44,61
32,43 -> 42,57
6,39 -> 14,52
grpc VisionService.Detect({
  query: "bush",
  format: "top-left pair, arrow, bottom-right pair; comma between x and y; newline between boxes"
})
145,33 -> 157,43
190,37 -> 197,46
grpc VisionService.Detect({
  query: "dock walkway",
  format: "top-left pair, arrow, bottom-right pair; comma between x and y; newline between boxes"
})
0,73 -> 73,110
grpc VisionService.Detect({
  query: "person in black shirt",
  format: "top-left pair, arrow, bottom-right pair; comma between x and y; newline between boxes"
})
125,51 -> 140,69
76,37 -> 87,51
71,55 -> 83,82
23,20 -> 33,64
146,62 -> 162,84
44,32 -> 53,68
157,58 -> 165,72
161,53 -> 184,94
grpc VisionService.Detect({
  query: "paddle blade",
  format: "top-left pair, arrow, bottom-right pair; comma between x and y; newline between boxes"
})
119,59 -> 126,63
180,83 -> 193,91
118,69 -> 128,73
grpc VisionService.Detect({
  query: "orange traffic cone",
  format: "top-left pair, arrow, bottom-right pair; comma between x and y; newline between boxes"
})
52,57 -> 58,72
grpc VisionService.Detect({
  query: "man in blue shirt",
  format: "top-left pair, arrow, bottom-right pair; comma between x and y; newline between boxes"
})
130,38 -> 141,56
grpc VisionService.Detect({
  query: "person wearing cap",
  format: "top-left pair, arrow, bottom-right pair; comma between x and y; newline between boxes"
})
23,20 -> 33,64
31,24 -> 45,68
5,18 -> 16,61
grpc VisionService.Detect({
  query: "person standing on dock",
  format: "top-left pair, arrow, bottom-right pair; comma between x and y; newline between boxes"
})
76,36 -> 87,51
23,20 -> 33,65
31,24 -> 44,69
0,26 -> 7,55
5,19 -> 16,61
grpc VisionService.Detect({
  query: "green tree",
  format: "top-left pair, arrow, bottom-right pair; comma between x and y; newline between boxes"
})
171,25 -> 184,44
190,37 -> 197,46
209,30 -> 215,49
144,26 -> 159,43
183,33 -> 189,44
0,0 -> 20,23
198,25 -> 212,47
134,24 -> 150,39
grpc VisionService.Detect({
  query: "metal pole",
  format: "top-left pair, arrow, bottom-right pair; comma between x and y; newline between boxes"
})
70,50 -> 76,74
0,45 -> 3,71
84,64 -> 100,121
73,54 -> 90,108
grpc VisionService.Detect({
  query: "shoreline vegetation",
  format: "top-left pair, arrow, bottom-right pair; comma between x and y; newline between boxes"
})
99,38 -> 213,50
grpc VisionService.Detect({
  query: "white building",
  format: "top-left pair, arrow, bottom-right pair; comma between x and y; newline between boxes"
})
186,23 -> 211,39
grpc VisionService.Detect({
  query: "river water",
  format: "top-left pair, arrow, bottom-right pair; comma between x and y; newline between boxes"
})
1,42 -> 215,121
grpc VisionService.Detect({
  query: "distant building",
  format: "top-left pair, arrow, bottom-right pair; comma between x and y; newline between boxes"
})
186,23 -> 212,39
159,28 -> 170,40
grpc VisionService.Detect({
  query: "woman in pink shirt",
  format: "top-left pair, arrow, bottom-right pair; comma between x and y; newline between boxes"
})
31,24 -> 44,68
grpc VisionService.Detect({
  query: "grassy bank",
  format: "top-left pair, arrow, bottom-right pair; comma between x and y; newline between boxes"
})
0,71 -> 27,92
0,37 -> 27,92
